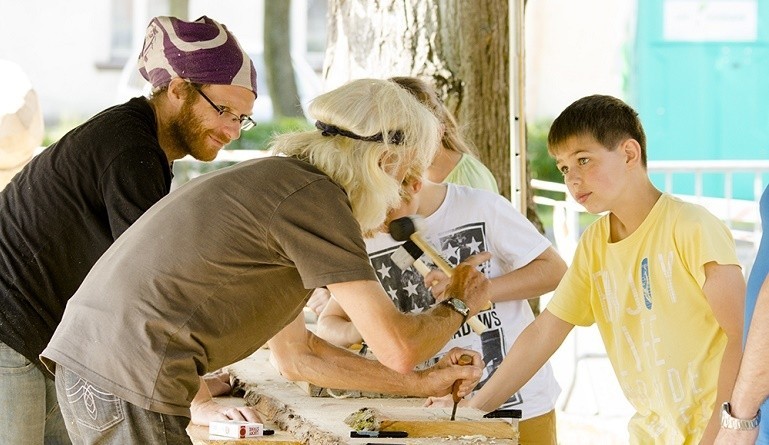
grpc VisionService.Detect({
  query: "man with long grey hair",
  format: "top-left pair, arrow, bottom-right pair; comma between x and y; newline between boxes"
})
41,78 -> 489,444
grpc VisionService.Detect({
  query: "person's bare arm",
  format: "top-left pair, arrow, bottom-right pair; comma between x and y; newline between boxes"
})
190,376 -> 262,426
268,314 -> 482,398
426,309 -> 573,411
700,262 -> 745,444
487,246 -> 567,303
203,370 -> 232,397
328,253 -> 491,373
424,247 -> 566,304
715,274 -> 768,445
305,287 -> 332,316
315,296 -> 363,348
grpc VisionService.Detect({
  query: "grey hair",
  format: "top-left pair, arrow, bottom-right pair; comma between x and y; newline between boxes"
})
271,78 -> 440,234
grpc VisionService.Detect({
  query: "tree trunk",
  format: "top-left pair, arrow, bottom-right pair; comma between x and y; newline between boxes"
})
264,0 -> 303,118
325,0 -> 510,197
325,0 -> 543,313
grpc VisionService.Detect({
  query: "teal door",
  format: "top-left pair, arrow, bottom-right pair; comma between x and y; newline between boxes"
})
632,0 -> 769,198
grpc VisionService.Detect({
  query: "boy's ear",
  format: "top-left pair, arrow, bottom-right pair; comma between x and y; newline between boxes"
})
621,138 -> 642,167
411,177 -> 424,195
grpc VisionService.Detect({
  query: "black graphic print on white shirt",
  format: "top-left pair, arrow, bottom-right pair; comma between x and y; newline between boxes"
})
368,222 -> 523,408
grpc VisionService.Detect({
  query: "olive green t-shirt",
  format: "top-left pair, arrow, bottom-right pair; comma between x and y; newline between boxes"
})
42,156 -> 377,417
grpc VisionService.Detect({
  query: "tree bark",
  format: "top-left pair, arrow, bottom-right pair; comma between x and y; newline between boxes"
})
264,0 -> 303,118
324,1 -> 544,314
325,0 -> 510,198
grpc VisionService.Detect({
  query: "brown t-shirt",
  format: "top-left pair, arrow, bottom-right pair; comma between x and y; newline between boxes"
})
41,156 -> 377,417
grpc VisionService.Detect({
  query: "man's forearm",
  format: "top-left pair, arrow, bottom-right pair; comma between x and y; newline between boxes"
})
342,295 -> 467,373
730,283 -> 769,419
270,331 -> 429,397
329,259 -> 490,373
373,303 -> 465,371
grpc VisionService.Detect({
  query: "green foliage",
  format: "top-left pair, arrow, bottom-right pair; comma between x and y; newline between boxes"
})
227,117 -> 313,151
526,118 -> 561,183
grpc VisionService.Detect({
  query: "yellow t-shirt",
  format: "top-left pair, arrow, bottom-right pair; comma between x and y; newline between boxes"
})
547,194 -> 739,444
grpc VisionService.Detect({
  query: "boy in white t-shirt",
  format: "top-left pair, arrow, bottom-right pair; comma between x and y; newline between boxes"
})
317,175 -> 567,444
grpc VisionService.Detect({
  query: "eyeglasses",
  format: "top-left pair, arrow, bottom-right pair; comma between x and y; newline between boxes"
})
192,85 -> 256,131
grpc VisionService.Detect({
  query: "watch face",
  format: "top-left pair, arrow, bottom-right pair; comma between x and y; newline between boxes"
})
446,297 -> 469,315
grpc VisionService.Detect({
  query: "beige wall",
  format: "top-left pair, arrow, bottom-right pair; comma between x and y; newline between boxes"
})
1,0 -> 631,126
525,0 -> 636,121
0,0 -> 303,126
0,1 -> 121,122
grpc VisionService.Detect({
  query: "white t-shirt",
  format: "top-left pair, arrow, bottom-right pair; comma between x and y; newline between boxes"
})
367,183 -> 560,419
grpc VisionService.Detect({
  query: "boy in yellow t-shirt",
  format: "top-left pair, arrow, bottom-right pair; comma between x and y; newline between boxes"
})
431,95 -> 745,444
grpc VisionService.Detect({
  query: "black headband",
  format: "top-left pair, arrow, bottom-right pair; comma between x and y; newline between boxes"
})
315,121 -> 404,145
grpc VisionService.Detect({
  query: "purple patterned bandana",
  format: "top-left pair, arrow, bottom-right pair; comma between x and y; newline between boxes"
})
138,16 -> 257,97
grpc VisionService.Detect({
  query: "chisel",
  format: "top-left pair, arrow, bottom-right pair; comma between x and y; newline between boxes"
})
450,354 -> 474,421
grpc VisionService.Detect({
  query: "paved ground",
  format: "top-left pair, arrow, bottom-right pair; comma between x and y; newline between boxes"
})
549,323 -> 632,444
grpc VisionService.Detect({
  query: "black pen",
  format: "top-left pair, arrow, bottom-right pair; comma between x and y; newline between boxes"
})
350,430 -> 408,438
483,409 -> 523,419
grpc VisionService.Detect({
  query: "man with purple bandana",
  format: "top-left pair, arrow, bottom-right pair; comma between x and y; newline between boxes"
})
0,16 -> 258,444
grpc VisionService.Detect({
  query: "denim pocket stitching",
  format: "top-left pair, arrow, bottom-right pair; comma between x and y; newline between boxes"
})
64,373 -> 125,432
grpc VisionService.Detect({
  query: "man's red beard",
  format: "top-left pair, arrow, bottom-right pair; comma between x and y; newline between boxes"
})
167,97 -> 229,162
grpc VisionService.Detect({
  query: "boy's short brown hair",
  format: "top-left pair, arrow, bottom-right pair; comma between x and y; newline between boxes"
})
548,95 -> 647,167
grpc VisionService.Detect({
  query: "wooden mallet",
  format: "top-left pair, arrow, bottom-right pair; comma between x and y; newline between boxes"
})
389,216 -> 488,335
390,239 -> 432,277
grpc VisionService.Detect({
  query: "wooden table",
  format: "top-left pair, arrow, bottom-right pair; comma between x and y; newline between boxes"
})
189,348 -> 517,445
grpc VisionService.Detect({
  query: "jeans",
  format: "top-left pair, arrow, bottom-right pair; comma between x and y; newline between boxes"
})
55,365 -> 192,445
0,340 -> 71,445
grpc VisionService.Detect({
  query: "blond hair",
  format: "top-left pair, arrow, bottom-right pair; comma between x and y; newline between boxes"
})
271,78 -> 440,235
389,76 -> 478,157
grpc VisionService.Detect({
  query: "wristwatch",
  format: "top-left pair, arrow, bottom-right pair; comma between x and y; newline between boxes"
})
442,297 -> 470,322
721,402 -> 760,430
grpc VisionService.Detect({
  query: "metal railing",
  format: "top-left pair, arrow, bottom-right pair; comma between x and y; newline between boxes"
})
179,152 -> 769,264
532,160 -> 769,268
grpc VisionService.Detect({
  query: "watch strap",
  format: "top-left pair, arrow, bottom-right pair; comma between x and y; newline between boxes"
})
721,402 -> 761,430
